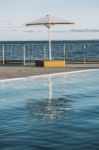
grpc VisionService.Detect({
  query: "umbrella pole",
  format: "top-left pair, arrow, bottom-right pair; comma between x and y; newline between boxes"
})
48,27 -> 51,60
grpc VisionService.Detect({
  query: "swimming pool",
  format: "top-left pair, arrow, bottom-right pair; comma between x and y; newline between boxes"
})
0,69 -> 99,150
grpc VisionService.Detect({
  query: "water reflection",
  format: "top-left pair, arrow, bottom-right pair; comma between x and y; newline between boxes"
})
26,76 -> 73,121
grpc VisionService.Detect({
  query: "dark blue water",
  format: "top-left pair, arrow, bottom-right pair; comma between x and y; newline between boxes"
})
0,69 -> 99,150
0,40 -> 99,62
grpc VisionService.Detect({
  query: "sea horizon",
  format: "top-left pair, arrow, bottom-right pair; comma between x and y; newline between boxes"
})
0,39 -> 99,42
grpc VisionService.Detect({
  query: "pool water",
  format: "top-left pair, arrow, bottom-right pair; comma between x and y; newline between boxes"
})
0,69 -> 99,150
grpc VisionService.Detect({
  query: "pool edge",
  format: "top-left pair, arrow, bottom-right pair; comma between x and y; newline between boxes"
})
0,68 -> 98,83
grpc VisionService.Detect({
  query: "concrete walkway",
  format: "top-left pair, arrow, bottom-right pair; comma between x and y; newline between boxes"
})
0,64 -> 99,80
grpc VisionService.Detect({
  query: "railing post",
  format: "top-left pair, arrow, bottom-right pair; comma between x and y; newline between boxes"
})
84,58 -> 86,64
44,45 -> 46,60
23,45 -> 26,66
2,45 -> 5,64
64,44 -> 66,63
84,44 -> 86,64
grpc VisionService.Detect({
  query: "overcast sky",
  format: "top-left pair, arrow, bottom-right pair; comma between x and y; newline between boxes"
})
0,0 -> 99,40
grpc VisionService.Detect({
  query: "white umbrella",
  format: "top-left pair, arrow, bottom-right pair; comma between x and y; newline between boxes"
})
26,15 -> 74,60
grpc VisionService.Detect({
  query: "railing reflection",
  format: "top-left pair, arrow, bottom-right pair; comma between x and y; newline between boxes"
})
26,76 -> 73,121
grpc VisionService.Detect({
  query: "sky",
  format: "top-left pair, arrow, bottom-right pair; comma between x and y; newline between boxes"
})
0,0 -> 99,40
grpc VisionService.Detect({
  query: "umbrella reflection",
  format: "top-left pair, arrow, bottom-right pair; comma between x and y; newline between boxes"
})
26,76 -> 73,121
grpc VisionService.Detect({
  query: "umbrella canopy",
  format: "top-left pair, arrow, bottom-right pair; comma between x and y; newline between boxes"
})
26,15 -> 74,60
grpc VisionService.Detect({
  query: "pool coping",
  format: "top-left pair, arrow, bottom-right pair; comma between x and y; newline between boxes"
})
0,68 -> 98,83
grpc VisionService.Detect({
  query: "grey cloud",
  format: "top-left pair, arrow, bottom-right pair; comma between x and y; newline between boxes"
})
70,29 -> 99,33
24,29 -> 35,33
9,28 -> 99,33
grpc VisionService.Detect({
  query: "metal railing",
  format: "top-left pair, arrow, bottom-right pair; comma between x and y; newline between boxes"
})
0,43 -> 99,65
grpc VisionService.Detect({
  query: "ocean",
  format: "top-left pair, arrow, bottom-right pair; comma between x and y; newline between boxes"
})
0,40 -> 99,63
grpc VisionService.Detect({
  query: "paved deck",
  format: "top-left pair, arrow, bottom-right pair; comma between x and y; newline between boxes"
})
0,64 -> 99,80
